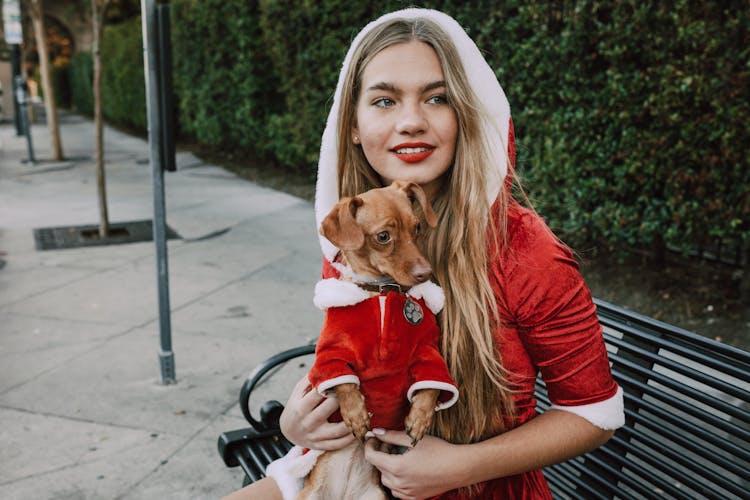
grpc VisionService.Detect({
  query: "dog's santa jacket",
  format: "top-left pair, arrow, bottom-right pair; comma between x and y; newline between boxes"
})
267,8 -> 625,500
309,279 -> 458,430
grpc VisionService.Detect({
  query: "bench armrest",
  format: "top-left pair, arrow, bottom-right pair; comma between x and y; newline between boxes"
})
239,344 -> 316,431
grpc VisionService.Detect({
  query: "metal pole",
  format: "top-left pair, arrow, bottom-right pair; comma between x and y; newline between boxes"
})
14,75 -> 35,164
10,44 -> 23,136
3,0 -> 23,135
141,0 -> 175,384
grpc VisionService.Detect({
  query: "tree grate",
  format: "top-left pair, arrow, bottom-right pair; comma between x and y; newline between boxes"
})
33,220 -> 180,251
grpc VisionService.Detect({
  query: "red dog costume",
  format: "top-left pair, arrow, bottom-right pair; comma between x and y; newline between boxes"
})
308,279 -> 458,430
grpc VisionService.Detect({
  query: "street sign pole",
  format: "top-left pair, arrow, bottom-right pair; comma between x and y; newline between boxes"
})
3,0 -> 24,136
141,0 -> 175,384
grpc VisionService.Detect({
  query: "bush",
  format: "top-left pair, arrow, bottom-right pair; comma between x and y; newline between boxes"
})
68,51 -> 93,115
171,0 -> 281,156
51,61 -> 71,109
101,17 -> 147,130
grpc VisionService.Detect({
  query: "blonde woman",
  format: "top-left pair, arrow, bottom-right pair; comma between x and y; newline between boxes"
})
224,8 -> 624,500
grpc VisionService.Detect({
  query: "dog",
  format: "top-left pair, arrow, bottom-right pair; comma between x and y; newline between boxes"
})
294,180 -> 458,499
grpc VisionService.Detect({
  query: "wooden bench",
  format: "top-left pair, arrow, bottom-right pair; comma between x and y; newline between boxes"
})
218,299 -> 750,499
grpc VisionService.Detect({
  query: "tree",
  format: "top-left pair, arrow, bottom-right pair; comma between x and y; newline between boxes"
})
25,0 -> 63,160
91,0 -> 111,237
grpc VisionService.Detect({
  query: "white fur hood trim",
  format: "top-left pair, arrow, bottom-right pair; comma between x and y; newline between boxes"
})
406,281 -> 444,314
315,8 -> 511,262
313,278 -> 444,315
313,279 -> 372,310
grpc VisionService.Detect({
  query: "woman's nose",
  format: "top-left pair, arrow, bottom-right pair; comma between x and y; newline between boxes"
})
395,102 -> 427,135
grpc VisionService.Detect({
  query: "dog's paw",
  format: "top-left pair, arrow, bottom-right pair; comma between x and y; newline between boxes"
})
404,413 -> 431,446
343,406 -> 370,442
337,386 -> 370,442
405,389 -> 439,446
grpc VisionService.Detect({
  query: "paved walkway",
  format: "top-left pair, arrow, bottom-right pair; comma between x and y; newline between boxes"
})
0,112 -> 322,499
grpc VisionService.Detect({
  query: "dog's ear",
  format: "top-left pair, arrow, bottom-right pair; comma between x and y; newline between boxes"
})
397,181 -> 438,228
320,197 -> 365,250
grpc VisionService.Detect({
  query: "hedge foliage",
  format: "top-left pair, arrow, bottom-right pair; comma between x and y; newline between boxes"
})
170,0 -> 281,156
100,17 -> 147,130
66,18 -> 146,129
60,0 -> 749,255
68,51 -> 93,115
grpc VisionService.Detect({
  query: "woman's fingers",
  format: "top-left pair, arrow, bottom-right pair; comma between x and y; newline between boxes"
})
280,374 -> 357,450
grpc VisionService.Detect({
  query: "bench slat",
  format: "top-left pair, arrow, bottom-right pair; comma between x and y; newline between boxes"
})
608,336 -> 750,402
616,368 -> 749,430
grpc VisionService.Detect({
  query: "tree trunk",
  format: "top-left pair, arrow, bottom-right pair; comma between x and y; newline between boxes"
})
29,0 -> 63,160
92,0 -> 110,238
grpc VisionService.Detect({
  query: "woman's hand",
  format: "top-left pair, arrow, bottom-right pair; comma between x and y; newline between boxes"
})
364,429 -> 468,500
279,375 -> 356,450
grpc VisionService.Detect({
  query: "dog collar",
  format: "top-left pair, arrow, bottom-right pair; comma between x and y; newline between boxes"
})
349,273 -> 406,294
354,281 -> 405,294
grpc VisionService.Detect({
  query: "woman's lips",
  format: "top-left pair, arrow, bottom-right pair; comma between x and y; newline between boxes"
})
392,143 -> 434,163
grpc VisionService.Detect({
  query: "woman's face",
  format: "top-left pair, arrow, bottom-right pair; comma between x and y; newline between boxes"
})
353,40 -> 458,200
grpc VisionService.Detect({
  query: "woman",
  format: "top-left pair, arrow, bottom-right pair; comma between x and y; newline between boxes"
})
224,8 -> 623,500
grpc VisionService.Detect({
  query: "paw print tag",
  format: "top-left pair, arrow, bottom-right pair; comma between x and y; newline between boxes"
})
403,296 -> 423,325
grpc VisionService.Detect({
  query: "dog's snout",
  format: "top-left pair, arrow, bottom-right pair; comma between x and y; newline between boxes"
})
411,262 -> 432,283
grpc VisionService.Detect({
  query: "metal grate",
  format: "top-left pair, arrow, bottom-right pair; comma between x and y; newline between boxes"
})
33,220 -> 180,251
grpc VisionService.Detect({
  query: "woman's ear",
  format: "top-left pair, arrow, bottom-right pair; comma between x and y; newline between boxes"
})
351,127 -> 360,144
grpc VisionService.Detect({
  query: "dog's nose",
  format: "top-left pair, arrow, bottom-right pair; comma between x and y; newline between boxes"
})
412,263 -> 432,283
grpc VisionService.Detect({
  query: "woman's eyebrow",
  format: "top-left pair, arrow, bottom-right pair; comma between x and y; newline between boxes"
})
422,80 -> 447,93
366,82 -> 399,93
365,80 -> 447,94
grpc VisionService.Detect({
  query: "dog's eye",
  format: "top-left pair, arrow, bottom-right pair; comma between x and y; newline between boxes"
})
375,231 -> 391,244
415,222 -> 421,236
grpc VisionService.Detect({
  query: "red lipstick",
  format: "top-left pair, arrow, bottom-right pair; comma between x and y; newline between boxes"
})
392,142 -> 434,163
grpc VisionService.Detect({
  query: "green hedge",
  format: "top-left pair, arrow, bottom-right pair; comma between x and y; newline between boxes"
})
68,51 -> 93,115
170,0 -> 281,156
58,0 -> 749,256
65,18 -> 146,129
101,17 -> 147,130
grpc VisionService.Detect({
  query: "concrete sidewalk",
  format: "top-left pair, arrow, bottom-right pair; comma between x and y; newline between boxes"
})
0,112 -> 322,499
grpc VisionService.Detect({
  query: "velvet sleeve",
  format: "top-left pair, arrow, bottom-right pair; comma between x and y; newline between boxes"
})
494,209 -> 619,408
307,308 -> 359,395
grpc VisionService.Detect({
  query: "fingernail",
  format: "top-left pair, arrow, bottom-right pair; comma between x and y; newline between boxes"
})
372,427 -> 385,435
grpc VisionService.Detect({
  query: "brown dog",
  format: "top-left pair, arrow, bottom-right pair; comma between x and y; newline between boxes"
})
296,180 -> 456,499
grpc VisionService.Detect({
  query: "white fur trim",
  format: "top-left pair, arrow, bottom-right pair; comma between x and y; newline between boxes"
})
265,445 -> 325,500
407,281 -> 445,314
407,381 -> 459,411
317,375 -> 361,397
315,8 -> 511,261
549,385 -> 625,430
313,278 -> 372,310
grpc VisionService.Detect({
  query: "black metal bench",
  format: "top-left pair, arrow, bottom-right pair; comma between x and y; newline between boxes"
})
218,299 -> 750,499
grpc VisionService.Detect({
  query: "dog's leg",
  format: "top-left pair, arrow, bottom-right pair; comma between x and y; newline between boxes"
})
335,383 -> 370,441
405,388 -> 440,446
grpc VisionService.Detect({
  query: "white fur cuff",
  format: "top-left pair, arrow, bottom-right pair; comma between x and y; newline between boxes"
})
407,381 -> 459,411
317,375 -> 361,397
549,385 -> 625,430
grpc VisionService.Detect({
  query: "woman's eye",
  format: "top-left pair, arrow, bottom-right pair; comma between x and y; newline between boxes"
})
427,95 -> 448,105
373,97 -> 395,108
375,231 -> 391,244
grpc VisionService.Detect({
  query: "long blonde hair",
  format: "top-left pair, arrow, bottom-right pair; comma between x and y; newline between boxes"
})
336,17 -> 515,443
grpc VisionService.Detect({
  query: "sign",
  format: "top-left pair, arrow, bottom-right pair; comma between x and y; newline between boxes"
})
3,0 -> 23,45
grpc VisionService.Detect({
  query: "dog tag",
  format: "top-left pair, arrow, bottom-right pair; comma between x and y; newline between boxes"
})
403,297 -> 423,325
